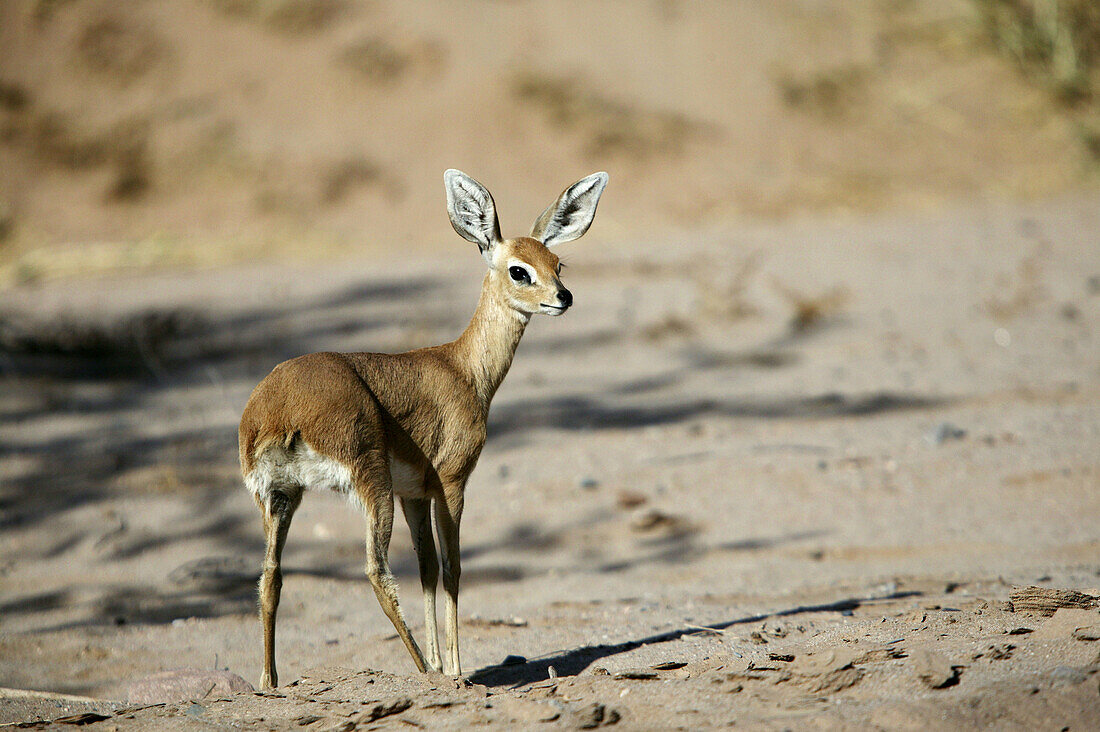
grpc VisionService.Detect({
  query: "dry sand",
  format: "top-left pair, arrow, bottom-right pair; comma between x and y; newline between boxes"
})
2,0 -> 1100,728
2,194 -> 1099,728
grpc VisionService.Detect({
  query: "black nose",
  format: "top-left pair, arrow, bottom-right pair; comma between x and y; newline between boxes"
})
557,288 -> 572,307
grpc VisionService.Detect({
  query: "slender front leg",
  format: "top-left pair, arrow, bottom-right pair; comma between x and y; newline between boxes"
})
257,489 -> 301,689
401,497 -> 442,672
434,490 -> 464,676
361,479 -> 430,673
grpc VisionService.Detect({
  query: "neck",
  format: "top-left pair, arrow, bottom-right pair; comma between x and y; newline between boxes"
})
451,273 -> 530,410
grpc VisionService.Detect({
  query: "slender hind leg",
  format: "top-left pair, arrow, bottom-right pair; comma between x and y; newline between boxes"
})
358,468 -> 430,673
256,488 -> 301,689
402,497 -> 442,672
434,488 -> 464,676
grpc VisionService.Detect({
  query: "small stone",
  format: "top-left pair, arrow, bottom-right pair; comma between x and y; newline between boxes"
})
1009,586 -> 1100,616
53,713 -> 112,725
573,702 -> 619,728
502,654 -> 527,666
579,476 -> 600,490
925,422 -> 966,446
615,490 -> 647,509
355,697 -> 412,723
316,721 -> 355,732
790,648 -> 864,694
911,649 -> 963,689
1073,625 -> 1100,641
613,670 -> 657,680
1050,666 -> 1089,687
629,509 -> 691,534
125,669 -> 254,705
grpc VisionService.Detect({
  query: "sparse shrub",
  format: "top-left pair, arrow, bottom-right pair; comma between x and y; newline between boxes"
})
512,71 -> 710,159
320,157 -> 389,203
776,65 -> 869,118
0,200 -> 14,242
974,0 -> 1100,103
27,112 -> 153,201
107,130 -> 153,202
338,37 -> 410,85
75,17 -> 167,82
0,81 -> 30,112
30,111 -> 112,169
336,35 -> 445,86
31,0 -> 78,24
208,0 -> 346,34
770,279 -> 850,333
983,248 -> 1046,320
694,251 -> 763,322
1080,123 -> 1100,162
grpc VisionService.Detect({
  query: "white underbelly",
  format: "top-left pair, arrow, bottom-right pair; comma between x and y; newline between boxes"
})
246,441 -> 354,500
245,442 -> 426,501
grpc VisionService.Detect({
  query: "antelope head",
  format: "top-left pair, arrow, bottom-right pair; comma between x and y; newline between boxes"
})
444,169 -> 609,318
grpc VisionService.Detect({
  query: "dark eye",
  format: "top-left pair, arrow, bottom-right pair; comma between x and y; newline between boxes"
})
508,266 -> 531,284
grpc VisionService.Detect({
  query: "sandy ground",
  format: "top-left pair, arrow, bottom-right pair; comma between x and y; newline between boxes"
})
3,0 -> 1100,727
1,193 -> 1099,728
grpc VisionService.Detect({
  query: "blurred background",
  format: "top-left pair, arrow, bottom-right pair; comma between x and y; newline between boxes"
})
2,0 -> 1100,720
1,0 -> 1097,280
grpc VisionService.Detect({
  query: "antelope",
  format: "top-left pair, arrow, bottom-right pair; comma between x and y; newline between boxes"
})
238,169 -> 608,686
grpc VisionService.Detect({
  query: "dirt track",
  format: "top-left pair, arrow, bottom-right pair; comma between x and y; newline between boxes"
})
2,194 -> 1099,728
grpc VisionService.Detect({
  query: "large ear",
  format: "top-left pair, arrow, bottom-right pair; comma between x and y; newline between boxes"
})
444,169 -> 502,259
530,172 -> 609,247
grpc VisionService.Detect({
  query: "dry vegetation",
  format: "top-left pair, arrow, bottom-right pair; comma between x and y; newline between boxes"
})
74,16 -> 169,84
318,156 -> 391,204
975,0 -> 1100,159
770,279 -> 851,334
207,0 -> 348,34
3,0 -> 1100,281
23,111 -> 153,201
776,64 -> 871,119
975,0 -> 1100,103
511,70 -> 714,160
983,245 -> 1048,321
336,35 -> 445,86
